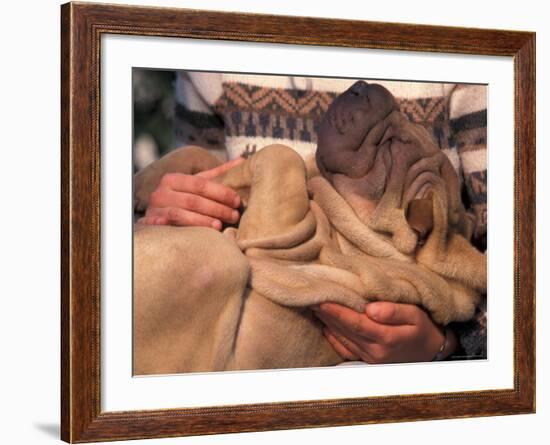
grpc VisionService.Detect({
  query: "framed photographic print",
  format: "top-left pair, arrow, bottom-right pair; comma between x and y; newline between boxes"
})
61,1 -> 535,442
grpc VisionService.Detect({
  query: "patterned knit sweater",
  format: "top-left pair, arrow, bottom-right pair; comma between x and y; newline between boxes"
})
172,71 -> 488,360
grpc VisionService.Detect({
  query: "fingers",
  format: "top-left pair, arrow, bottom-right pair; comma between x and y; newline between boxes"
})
160,173 -> 241,209
150,189 -> 240,224
314,303 -> 387,343
197,157 -> 245,179
323,328 -> 361,361
146,170 -> 243,228
143,159 -> 245,231
315,302 -> 445,364
144,207 -> 223,230
365,302 -> 423,326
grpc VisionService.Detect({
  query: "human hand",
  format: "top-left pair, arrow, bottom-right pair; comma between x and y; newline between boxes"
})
313,301 -> 456,364
138,157 -> 245,230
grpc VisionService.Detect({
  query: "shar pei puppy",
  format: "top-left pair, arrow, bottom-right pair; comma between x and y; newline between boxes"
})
133,80 -> 486,375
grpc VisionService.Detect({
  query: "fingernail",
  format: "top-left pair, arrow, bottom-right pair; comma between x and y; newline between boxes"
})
233,196 -> 240,208
231,210 -> 240,221
368,304 -> 379,319
211,220 -> 222,230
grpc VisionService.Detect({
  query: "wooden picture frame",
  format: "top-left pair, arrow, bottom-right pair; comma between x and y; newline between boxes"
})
61,1 -> 535,442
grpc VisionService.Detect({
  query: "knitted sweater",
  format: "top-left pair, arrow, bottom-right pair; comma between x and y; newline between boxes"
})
172,71 -> 488,360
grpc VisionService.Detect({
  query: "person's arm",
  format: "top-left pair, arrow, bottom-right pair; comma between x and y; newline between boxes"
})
448,83 -> 487,250
314,302 -> 457,364
446,83 -> 488,359
137,72 -> 246,229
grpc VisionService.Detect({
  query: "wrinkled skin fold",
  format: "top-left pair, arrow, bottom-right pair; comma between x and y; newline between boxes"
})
133,81 -> 486,375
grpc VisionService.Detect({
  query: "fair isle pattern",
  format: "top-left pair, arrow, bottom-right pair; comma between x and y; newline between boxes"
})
399,97 -> 451,153
449,106 -> 487,250
399,97 -> 446,124
214,82 -> 338,116
213,82 -> 337,159
465,170 -> 487,247
214,82 -> 459,159
216,82 -> 449,125
222,112 -> 321,144
219,73 -> 456,99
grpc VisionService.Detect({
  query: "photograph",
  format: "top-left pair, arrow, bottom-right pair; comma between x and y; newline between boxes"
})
132,70 -> 488,375
59,2 -> 535,441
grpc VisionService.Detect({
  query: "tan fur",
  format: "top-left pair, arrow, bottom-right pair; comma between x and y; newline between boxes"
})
133,137 -> 486,374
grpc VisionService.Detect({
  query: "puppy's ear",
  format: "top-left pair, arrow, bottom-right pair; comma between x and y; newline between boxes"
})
406,198 -> 434,243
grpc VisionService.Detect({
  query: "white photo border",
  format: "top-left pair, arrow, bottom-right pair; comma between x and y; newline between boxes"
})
101,34 -> 514,412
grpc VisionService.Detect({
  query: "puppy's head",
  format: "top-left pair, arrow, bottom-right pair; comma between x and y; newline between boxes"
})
316,81 -> 397,181
316,80 -> 472,253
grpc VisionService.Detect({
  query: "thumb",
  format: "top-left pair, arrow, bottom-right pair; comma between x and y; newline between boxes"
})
366,302 -> 420,326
